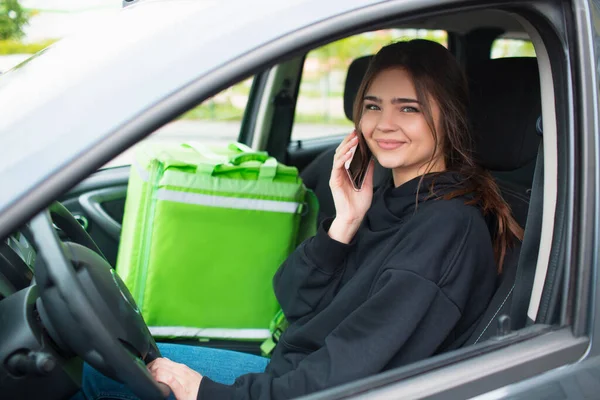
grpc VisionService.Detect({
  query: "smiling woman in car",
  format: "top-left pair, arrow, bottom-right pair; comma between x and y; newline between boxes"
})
73,39 -> 524,400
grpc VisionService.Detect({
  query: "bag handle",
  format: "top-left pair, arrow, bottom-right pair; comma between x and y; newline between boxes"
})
183,142 -> 277,180
228,142 -> 255,153
181,142 -> 227,161
229,153 -> 278,180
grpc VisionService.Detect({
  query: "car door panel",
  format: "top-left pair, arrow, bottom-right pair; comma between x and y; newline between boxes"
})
286,136 -> 342,172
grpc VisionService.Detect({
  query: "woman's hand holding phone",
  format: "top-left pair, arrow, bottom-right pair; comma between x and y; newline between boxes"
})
328,131 -> 374,244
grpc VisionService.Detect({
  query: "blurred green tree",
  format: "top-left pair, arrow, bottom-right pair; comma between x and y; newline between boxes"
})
310,30 -> 448,74
0,0 -> 30,40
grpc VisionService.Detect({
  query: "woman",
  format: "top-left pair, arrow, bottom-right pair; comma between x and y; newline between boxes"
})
76,39 -> 523,400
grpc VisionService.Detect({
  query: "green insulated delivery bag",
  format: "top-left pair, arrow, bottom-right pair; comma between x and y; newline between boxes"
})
116,141 -> 317,340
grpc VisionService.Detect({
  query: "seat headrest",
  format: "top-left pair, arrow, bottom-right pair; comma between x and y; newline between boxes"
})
342,55 -> 541,172
469,57 -> 541,171
343,55 -> 373,121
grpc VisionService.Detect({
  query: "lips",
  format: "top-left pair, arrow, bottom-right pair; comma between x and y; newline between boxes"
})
375,140 -> 407,150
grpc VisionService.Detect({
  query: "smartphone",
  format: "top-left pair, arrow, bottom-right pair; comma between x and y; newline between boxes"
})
344,136 -> 373,191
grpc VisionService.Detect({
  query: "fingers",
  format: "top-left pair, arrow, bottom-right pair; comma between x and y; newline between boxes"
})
333,146 -> 355,171
153,369 -> 186,395
339,130 -> 357,148
147,357 -> 171,372
147,358 -> 184,379
335,132 -> 358,157
147,357 -> 202,400
334,135 -> 359,171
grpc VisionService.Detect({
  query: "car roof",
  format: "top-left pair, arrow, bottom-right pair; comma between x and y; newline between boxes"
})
0,0 -> 383,215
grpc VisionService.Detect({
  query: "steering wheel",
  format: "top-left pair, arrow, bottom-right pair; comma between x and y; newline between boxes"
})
30,202 -> 170,399
47,202 -> 106,259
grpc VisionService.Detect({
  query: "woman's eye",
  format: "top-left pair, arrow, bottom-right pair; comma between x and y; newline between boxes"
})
364,103 -> 380,111
400,106 -> 419,113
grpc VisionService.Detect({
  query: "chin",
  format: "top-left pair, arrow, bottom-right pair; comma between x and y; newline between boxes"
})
375,156 -> 404,170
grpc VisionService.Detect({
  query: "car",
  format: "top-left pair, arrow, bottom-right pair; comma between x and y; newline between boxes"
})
0,0 -> 597,399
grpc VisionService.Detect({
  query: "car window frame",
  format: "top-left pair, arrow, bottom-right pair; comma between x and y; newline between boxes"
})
569,0 -> 600,343
9,0 -> 593,398
239,70 -> 272,146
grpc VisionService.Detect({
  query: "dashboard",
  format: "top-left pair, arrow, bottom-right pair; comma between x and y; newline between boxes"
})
0,206 -> 156,400
0,223 -> 83,400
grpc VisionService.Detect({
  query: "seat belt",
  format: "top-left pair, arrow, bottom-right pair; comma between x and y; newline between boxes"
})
509,137 -> 544,329
260,309 -> 289,356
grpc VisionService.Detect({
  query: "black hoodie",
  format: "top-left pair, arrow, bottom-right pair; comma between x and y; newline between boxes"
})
199,172 -> 497,399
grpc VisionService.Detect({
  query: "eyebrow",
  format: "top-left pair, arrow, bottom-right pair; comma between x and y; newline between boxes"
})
363,95 -> 420,104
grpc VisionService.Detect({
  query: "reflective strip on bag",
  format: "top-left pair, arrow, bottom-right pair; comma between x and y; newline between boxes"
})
156,189 -> 302,214
149,326 -> 271,340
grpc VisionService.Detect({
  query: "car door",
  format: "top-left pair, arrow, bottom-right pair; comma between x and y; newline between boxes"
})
58,76 -> 265,267
5,0 -> 594,398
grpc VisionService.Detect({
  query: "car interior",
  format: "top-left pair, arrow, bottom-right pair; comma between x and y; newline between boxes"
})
0,3 -> 570,400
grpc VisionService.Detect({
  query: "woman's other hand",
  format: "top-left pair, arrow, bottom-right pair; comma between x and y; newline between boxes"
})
329,131 -> 374,244
148,357 -> 202,400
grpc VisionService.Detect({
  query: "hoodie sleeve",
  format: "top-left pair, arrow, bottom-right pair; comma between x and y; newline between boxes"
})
197,269 -> 462,400
271,218 -> 354,323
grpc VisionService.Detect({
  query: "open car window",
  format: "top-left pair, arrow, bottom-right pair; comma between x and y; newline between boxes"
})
103,77 -> 254,169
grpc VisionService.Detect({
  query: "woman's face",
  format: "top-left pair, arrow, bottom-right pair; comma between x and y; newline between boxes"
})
359,67 -> 445,186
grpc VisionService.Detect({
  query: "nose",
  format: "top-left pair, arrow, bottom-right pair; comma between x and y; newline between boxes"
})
376,108 -> 398,133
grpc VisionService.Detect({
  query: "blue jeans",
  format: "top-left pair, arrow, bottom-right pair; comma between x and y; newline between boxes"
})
72,343 -> 270,400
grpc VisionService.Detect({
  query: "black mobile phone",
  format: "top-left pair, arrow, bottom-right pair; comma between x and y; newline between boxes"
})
344,136 -> 372,191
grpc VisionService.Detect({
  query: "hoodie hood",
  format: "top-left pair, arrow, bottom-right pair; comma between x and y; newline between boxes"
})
366,171 -> 470,231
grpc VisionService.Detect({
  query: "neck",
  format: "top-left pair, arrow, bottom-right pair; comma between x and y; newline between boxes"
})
392,158 -> 447,187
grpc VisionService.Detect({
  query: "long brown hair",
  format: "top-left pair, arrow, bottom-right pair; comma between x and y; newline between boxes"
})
353,40 -> 523,273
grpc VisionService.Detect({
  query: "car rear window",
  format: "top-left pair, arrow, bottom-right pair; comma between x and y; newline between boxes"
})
491,38 -> 536,58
